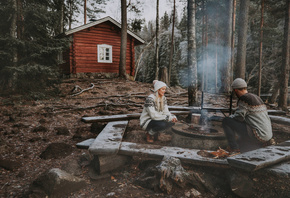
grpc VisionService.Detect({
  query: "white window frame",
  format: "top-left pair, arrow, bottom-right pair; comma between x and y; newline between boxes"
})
97,44 -> 112,63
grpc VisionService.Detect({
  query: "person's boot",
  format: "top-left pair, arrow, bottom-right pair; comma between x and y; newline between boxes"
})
146,133 -> 154,143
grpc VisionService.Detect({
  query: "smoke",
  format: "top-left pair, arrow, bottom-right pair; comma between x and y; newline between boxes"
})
178,41 -> 232,92
199,43 -> 232,93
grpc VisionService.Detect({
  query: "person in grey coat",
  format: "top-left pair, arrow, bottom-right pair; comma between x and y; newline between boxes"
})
222,78 -> 274,153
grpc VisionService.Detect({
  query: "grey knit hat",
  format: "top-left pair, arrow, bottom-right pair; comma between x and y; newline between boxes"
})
231,78 -> 247,89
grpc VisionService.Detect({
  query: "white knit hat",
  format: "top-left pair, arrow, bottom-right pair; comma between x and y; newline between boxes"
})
153,80 -> 167,92
231,78 -> 247,89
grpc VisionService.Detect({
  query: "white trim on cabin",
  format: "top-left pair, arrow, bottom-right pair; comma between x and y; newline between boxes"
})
64,16 -> 145,44
97,44 -> 113,63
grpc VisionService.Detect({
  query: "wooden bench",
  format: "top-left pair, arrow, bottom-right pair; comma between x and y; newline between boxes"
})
227,140 -> 290,172
81,111 -> 190,123
88,121 -> 128,155
118,142 -> 229,168
78,120 -> 229,169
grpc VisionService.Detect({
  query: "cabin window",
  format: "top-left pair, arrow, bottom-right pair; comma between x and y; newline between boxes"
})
98,44 -> 112,63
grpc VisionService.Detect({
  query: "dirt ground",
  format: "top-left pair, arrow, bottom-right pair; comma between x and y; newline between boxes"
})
0,77 -> 289,198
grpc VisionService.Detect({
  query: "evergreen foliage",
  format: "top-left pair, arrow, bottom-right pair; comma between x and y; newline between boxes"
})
135,0 -> 287,97
0,0 -> 69,97
0,0 -> 107,97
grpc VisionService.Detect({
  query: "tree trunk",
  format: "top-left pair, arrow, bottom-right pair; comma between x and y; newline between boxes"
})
220,0 -> 233,93
160,67 -> 168,85
11,0 -> 17,66
278,0 -> 290,110
230,0 -> 236,83
134,40 -> 154,80
270,81 -> 280,104
60,0 -> 64,34
119,0 -> 128,79
257,0 -> 264,96
155,0 -> 160,80
201,0 -> 205,91
215,12 -> 218,93
68,0 -> 72,29
205,13 -> 208,91
84,0 -> 87,24
168,0 -> 176,85
187,0 -> 198,106
235,0 -> 249,79
16,0 -> 23,40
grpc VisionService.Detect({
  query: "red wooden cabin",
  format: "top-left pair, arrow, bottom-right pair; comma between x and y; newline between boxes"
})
60,16 -> 145,76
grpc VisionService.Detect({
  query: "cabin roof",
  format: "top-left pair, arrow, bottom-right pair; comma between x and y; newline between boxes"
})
64,16 -> 145,44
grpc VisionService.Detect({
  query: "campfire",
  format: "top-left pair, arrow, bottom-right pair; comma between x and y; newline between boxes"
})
171,113 -> 228,151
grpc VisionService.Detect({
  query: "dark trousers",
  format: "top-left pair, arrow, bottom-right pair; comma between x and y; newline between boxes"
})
222,117 -> 253,150
146,120 -> 174,135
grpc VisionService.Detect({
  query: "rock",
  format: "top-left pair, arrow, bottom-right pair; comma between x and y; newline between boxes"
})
61,159 -> 82,176
40,143 -> 73,159
106,192 -> 116,197
30,168 -> 87,197
185,188 -> 201,197
78,152 -> 93,167
55,126 -> 70,135
0,159 -> 21,171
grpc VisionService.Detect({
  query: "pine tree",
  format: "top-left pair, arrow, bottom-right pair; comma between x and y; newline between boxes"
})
0,0 -> 69,96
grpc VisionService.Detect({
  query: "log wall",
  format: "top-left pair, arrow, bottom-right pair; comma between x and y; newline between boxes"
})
62,21 -> 136,75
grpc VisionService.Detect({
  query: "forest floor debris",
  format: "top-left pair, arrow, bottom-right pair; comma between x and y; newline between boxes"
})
0,77 -> 290,197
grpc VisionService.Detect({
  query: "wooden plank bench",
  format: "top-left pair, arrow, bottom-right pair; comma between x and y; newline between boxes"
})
88,121 -> 128,155
227,140 -> 290,172
83,141 -> 229,169
81,111 -> 190,123
269,115 -> 290,125
118,142 -> 229,168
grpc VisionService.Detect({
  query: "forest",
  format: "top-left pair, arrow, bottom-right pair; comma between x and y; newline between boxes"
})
0,0 -> 290,197
0,0 -> 289,108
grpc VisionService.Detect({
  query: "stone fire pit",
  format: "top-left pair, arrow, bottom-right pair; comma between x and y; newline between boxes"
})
171,121 -> 228,150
